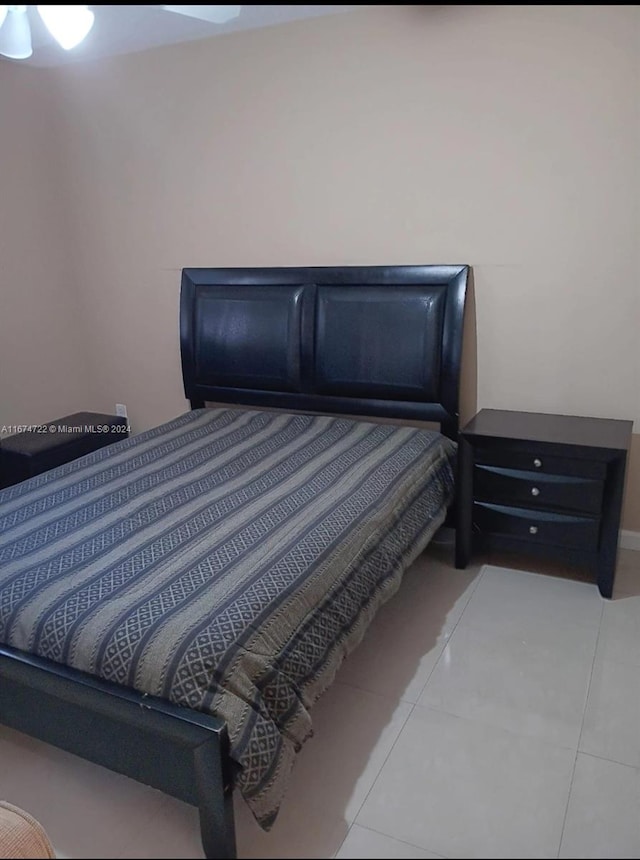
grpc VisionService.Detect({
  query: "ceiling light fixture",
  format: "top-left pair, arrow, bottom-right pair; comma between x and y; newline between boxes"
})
0,4 -> 95,60
0,6 -> 32,59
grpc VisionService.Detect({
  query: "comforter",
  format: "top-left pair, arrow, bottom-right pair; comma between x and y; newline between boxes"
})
0,408 -> 455,826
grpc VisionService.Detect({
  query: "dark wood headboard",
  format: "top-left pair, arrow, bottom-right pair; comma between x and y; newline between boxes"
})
180,265 -> 469,439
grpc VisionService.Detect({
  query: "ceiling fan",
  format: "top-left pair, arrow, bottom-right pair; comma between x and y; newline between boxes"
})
0,5 -> 241,61
0,5 -> 94,59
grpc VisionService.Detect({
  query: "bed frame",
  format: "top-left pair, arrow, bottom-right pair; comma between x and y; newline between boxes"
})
0,264 -> 469,859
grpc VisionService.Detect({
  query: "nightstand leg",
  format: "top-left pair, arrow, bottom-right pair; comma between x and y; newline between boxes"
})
596,453 -> 627,599
455,437 -> 473,569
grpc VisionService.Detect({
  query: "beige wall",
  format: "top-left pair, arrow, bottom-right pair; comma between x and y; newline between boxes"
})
6,5 -> 640,527
0,64 -> 91,429
624,436 -> 640,532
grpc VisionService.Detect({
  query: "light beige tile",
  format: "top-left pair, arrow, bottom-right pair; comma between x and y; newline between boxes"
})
232,791 -> 349,860
357,706 -> 575,859
0,726 -> 166,859
336,551 -> 482,702
580,659 -> 640,767
117,796 -> 202,859
596,595 -> 640,666
559,753 -> 640,859
419,621 -> 594,748
458,566 -> 602,650
8,550 -> 636,859
336,824 -> 443,859
182,682 -> 412,859
52,761 -> 165,860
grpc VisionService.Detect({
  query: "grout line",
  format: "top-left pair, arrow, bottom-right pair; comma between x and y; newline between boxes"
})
555,748 -> 580,860
347,822 -> 448,858
344,699 -> 416,835
575,748 -> 640,770
332,823 -> 352,859
556,596 -> 605,858
410,561 -> 489,704
339,564 -> 488,855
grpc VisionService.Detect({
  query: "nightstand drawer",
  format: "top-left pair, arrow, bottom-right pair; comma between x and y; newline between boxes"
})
474,465 -> 604,515
473,446 -> 606,480
457,409 -> 633,598
473,502 -> 600,551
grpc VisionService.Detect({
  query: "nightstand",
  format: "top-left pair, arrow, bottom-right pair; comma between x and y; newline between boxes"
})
0,412 -> 129,489
455,409 -> 633,598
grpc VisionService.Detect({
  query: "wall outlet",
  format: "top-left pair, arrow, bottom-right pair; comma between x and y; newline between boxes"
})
115,403 -> 128,418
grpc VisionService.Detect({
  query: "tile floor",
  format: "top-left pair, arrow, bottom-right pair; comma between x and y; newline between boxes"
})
1,540 -> 639,859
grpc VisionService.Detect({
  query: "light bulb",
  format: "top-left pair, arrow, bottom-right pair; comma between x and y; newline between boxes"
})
0,6 -> 32,60
37,4 -> 94,51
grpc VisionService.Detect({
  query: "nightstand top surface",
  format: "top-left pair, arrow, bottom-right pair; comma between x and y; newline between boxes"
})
461,409 -> 633,451
1,413 -> 122,455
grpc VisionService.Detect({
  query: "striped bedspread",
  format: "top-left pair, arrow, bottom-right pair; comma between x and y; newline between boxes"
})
0,408 -> 456,827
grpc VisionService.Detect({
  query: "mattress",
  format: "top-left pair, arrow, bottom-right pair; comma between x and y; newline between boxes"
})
0,408 -> 456,827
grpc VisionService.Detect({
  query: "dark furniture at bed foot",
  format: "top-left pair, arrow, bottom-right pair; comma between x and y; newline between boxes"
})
0,412 -> 129,488
0,645 -> 236,860
455,409 -> 633,598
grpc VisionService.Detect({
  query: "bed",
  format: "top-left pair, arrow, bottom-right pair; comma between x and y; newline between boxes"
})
0,264 -> 469,858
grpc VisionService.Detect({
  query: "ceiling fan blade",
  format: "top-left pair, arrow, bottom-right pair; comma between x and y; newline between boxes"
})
0,6 -> 32,59
37,5 -> 95,51
161,5 -> 241,25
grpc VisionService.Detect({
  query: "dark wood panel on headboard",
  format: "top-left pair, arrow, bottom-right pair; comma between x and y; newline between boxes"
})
180,265 -> 469,439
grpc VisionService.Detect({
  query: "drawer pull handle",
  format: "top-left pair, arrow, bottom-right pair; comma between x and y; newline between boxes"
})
529,525 -> 539,535
533,458 -> 542,468
531,487 -> 540,497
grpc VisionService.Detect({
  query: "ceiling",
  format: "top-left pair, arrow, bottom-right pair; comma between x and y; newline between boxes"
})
8,5 -> 362,68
